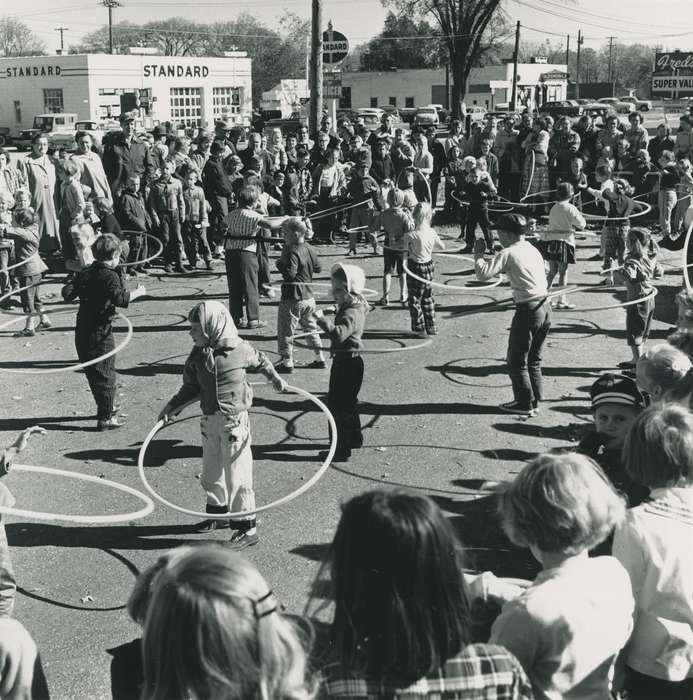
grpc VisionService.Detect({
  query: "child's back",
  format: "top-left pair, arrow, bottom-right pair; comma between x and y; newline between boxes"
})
278,241 -> 320,301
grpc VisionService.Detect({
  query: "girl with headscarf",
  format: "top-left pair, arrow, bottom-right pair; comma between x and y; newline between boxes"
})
159,300 -> 287,548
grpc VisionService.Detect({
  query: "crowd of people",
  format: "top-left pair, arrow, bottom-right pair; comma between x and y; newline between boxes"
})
0,102 -> 692,698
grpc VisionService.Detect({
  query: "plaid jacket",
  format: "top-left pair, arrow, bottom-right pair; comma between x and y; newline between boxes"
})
320,644 -> 534,699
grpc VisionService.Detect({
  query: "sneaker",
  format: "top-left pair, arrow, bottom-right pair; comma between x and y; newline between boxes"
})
499,400 -> 533,416
617,360 -> 636,370
247,320 -> 267,330
659,236 -> 685,251
346,249 -> 357,257
226,530 -> 259,550
426,328 -> 438,336
37,319 -> 52,330
305,359 -> 327,369
14,327 -> 35,337
236,319 -> 248,329
377,297 -> 389,306
196,518 -> 230,531
97,417 -> 123,431
275,361 -> 294,374
261,287 -> 277,299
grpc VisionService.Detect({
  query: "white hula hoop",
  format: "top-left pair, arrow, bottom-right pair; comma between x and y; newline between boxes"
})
0,464 -> 154,523
267,281 -> 379,299
682,217 -> 693,295
137,384 -> 337,519
580,200 -> 652,222
555,286 -> 658,313
0,311 -> 133,374
118,232 -> 164,268
5,250 -> 39,273
403,259 -> 502,291
291,328 -> 434,354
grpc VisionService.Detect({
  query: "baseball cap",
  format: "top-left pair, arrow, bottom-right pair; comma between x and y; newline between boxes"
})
496,213 -> 527,237
590,373 -> 646,410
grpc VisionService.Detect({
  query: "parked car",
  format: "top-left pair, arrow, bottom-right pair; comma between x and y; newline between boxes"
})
380,104 -> 401,123
264,118 -> 306,137
14,113 -> 79,151
399,107 -> 417,124
413,106 -> 440,127
0,128 -> 11,147
428,103 -> 450,123
356,107 -> 384,120
49,120 -> 116,151
538,100 -> 583,120
618,96 -> 653,112
597,97 -> 635,114
467,105 -> 486,123
484,110 -> 520,122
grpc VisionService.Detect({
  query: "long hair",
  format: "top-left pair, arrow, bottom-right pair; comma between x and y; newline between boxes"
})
326,490 -> 471,687
141,545 -> 315,700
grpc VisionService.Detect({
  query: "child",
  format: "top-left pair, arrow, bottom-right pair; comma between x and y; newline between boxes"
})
148,158 -> 187,274
181,167 -> 211,271
585,164 -> 614,263
658,150 -> 679,239
59,159 -> 88,268
673,158 -> 693,237
114,174 -> 149,275
0,426 -> 46,618
478,138 -> 499,188
140,546 -> 314,700
377,188 -> 413,306
443,143 -> 465,215
346,162 -> 380,256
636,343 -> 692,401
62,234 -> 146,430
404,202 -> 445,336
577,372 -> 649,507
459,167 -> 496,253
601,178 -> 635,285
557,156 -> 587,210
312,263 -> 369,463
475,213 -> 550,416
267,170 -> 285,217
274,218 -> 325,374
616,227 -> 658,367
488,453 -> 634,699
6,209 -> 51,337
245,173 -> 279,300
615,404 -> 693,700
543,182 -> 586,309
158,301 -> 286,543
0,192 -> 14,301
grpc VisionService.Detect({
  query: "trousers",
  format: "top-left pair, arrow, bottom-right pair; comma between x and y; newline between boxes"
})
507,300 -> 551,409
407,259 -> 436,333
200,411 -> 255,527
328,355 -> 364,457
658,189 -> 677,237
158,210 -> 183,266
182,221 -> 211,267
277,298 -> 324,364
225,249 -> 260,324
75,324 -> 116,421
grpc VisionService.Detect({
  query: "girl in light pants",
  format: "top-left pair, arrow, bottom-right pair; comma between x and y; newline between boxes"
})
160,300 -> 287,550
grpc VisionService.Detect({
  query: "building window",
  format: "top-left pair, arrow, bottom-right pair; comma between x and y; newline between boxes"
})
405,97 -> 414,108
370,97 -> 378,108
14,101 -> 21,123
340,86 -> 351,109
43,89 -> 63,113
212,87 -> 241,119
388,96 -> 397,107
170,87 -> 202,127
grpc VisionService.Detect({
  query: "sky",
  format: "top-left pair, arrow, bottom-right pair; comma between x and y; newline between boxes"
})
6,0 -> 693,54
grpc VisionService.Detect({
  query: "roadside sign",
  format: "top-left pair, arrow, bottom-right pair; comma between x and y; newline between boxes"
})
323,71 -> 342,99
323,23 -> 350,65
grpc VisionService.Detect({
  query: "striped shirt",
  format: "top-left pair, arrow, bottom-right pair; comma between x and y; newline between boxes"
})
225,207 -> 264,253
320,644 -> 534,699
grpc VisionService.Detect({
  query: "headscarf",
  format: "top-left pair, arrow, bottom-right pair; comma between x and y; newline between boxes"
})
331,262 -> 368,307
191,301 -> 241,371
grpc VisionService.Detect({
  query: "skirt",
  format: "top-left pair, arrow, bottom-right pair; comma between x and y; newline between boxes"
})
540,240 -> 575,264
521,158 -> 550,199
603,224 -> 629,262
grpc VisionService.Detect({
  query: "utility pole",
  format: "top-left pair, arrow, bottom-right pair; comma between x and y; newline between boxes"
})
565,34 -> 570,72
576,30 -> 583,99
510,20 -> 521,111
102,0 -> 122,55
309,0 -> 323,135
54,26 -> 68,53
607,36 -> 615,95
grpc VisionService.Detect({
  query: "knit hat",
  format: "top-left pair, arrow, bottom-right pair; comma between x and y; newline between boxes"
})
331,262 -> 366,296
590,373 -> 646,410
497,213 -> 527,237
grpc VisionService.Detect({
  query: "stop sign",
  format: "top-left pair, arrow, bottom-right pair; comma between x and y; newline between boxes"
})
323,24 -> 350,65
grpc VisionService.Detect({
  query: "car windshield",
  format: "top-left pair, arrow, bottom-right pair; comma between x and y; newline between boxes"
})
76,122 -> 96,130
419,109 -> 436,114
33,116 -> 54,130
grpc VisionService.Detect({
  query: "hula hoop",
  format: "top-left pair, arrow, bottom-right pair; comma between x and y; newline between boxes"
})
579,199 -> 652,222
0,464 -> 154,524
0,278 -> 47,307
403,259 -> 502,291
266,281 -> 379,300
522,150 -> 536,201
117,232 -> 164,269
137,384 -> 337,519
5,250 -> 39,273
682,217 -> 693,295
291,328 -> 434,354
308,200 -> 366,222
555,286 -> 658,313
450,191 -> 514,214
0,311 -> 132,374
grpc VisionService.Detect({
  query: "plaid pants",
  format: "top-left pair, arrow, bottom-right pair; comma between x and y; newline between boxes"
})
407,259 -> 436,333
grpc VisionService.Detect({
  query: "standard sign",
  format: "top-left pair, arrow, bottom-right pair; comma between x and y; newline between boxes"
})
323,28 -> 350,65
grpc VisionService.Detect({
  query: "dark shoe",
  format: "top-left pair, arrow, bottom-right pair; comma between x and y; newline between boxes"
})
305,359 -> 327,369
659,236 -> 685,251
499,401 -> 534,416
196,518 -> 230,531
205,259 -> 213,271
247,320 -> 267,330
587,254 -> 603,261
352,433 -> 364,449
274,361 -> 294,374
617,360 -> 636,370
164,264 -> 173,273
97,417 -> 123,431
225,530 -> 259,550
426,328 -> 438,336
319,449 -> 350,463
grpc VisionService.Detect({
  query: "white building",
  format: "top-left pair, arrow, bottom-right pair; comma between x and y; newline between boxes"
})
340,61 -> 568,111
261,79 -> 309,118
0,52 -> 252,136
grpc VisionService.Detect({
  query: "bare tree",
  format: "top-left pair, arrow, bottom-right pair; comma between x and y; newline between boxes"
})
69,21 -> 145,54
0,16 -> 46,57
381,0 -> 509,116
